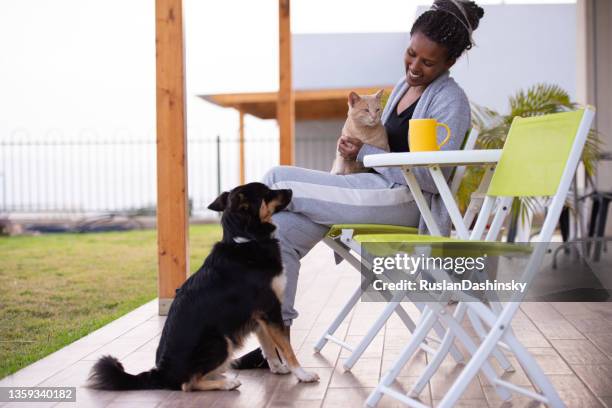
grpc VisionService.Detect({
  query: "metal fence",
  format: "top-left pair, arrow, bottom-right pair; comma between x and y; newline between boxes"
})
0,135 -> 334,218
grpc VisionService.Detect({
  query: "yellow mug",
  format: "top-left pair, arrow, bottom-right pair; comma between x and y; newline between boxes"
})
408,119 -> 451,152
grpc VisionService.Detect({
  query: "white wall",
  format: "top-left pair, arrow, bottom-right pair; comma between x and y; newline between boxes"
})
293,33 -> 408,90
448,3 -> 577,113
293,4 -> 577,115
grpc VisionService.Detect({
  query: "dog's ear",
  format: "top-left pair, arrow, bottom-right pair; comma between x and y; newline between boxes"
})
208,191 -> 229,212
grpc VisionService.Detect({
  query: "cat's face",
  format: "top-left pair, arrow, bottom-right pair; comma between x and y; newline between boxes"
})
348,90 -> 384,127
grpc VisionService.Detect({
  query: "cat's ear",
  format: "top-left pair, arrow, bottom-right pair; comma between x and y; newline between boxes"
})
348,91 -> 361,107
375,89 -> 384,100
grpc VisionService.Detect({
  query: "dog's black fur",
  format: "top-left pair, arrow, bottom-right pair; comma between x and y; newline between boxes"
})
88,182 -> 293,391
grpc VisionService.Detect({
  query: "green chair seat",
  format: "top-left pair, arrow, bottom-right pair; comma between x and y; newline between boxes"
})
354,233 -> 532,258
327,224 -> 418,239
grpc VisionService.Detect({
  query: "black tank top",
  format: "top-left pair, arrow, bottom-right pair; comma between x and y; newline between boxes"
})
384,98 -> 419,152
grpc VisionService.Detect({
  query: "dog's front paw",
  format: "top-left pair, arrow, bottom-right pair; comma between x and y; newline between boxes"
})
269,361 -> 291,375
294,367 -> 320,383
222,378 -> 242,390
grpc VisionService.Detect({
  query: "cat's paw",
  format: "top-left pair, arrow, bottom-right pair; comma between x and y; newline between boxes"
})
294,367 -> 320,383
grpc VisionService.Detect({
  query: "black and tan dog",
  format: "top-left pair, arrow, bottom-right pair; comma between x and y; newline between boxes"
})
88,182 -> 319,392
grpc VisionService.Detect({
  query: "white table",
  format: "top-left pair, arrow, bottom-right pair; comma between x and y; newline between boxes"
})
363,149 -> 520,407
364,149 -> 503,238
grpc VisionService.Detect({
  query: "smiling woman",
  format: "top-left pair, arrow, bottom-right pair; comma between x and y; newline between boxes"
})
232,0 -> 486,370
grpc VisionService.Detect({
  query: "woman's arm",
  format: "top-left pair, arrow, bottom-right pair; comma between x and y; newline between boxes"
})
338,136 -> 362,160
340,137 -> 411,186
339,137 -> 409,185
356,144 -> 407,185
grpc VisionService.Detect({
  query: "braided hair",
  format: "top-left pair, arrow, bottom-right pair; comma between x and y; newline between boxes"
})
411,0 -> 484,61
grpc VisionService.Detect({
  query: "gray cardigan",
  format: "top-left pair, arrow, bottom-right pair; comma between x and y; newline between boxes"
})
356,71 -> 471,236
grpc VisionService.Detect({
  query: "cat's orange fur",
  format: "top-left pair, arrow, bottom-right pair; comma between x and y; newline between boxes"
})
331,90 -> 389,175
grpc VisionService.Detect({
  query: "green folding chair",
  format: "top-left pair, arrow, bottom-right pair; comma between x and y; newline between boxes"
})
364,107 -> 596,407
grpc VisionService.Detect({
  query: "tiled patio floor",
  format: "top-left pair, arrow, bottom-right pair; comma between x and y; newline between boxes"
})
2,243 -> 612,407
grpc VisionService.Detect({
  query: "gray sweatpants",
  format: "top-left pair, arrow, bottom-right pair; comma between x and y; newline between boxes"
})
262,165 -> 420,325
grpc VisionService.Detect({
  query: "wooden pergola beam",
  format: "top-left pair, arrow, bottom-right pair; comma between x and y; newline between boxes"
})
155,0 -> 189,315
200,86 -> 393,120
278,0 -> 294,165
239,109 -> 245,184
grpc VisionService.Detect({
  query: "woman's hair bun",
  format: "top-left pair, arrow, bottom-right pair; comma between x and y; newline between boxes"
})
462,0 -> 485,31
412,0 -> 485,60
434,0 -> 484,31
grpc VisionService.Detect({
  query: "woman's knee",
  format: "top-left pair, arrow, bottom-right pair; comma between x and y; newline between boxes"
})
272,212 -> 328,259
262,165 -> 293,188
263,165 -> 321,188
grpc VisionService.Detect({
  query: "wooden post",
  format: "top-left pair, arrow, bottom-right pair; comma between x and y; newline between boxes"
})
239,110 -> 245,184
278,0 -> 294,165
155,0 -> 189,315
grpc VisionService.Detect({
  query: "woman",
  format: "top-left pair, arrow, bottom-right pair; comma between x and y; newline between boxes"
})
234,0 -> 485,369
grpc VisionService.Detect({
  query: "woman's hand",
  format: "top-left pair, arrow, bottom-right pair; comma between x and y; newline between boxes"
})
338,135 -> 364,161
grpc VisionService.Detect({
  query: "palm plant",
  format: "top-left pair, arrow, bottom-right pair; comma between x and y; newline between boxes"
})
459,84 -> 602,240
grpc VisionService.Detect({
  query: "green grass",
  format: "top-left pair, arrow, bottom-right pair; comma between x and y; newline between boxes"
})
0,223 -> 222,379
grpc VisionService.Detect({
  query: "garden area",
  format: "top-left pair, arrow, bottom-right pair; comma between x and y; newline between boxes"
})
0,224 -> 221,379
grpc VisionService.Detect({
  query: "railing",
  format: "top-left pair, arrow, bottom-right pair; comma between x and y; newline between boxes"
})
0,134 -> 334,218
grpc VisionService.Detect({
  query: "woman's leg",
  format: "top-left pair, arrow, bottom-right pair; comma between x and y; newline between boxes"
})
272,211 -> 329,324
263,166 -> 420,226
264,166 -> 420,324
234,166 -> 420,369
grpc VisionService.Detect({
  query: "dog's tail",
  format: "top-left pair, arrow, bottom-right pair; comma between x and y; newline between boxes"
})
88,355 -> 164,391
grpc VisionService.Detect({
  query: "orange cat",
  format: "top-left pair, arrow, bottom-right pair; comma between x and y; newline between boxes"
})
331,90 -> 389,175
